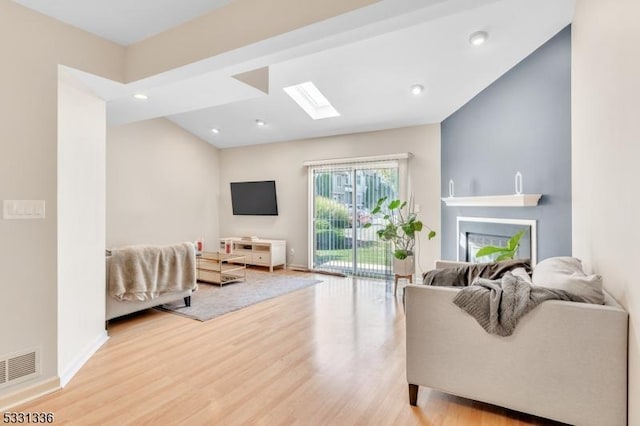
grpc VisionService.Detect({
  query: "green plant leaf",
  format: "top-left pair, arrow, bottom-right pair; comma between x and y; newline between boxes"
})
507,230 -> 525,251
475,246 -> 508,258
369,197 -> 436,250
388,199 -> 401,210
496,253 -> 514,261
394,249 -> 409,260
363,223 -> 372,229
475,231 -> 524,260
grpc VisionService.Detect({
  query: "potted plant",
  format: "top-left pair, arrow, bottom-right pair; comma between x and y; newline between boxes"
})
364,196 -> 436,275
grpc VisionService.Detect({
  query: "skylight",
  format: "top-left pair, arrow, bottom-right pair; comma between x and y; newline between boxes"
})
283,81 -> 340,120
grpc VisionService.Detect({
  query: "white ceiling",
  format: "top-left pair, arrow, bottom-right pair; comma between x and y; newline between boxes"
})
17,0 -> 575,149
12,0 -> 232,45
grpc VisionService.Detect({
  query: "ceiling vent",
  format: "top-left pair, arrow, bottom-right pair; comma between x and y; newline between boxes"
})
0,349 -> 39,389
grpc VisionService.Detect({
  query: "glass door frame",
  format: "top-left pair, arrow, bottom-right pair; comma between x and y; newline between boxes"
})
306,154 -> 411,277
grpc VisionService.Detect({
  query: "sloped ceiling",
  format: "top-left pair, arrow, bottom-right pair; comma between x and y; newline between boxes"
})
18,0 -> 575,148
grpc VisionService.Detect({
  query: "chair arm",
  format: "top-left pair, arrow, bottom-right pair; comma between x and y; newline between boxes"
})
434,260 -> 470,269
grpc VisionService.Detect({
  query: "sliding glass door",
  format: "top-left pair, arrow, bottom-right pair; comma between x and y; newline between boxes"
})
310,162 -> 398,278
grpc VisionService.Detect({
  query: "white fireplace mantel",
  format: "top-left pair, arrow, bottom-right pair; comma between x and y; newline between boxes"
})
441,194 -> 542,207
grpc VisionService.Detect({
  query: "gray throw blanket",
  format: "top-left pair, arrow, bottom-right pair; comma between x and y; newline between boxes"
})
423,259 -> 532,287
108,242 -> 197,301
453,272 -> 587,336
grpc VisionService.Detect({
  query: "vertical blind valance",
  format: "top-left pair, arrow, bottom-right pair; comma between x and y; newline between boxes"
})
302,152 -> 413,167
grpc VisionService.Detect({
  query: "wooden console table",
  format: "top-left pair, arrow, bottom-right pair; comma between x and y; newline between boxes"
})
219,238 -> 286,272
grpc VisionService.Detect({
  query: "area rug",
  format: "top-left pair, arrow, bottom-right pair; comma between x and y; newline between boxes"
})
156,269 -> 323,321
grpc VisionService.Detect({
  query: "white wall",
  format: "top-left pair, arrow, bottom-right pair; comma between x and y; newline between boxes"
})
572,0 -> 640,424
219,124 -> 441,273
0,0 -> 123,402
107,119 -> 220,249
57,70 -> 107,386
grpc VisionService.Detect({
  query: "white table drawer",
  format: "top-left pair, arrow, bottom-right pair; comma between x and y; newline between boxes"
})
252,252 -> 271,265
233,249 -> 252,256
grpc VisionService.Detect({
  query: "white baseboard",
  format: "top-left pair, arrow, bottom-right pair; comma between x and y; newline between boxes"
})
287,263 -> 309,271
0,377 -> 60,412
59,330 -> 109,388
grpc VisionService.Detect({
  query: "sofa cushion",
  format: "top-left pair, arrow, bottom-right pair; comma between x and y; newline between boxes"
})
532,257 -> 604,304
423,259 -> 532,287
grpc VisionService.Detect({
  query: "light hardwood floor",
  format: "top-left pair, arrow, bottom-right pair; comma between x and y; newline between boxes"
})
17,271 -> 563,425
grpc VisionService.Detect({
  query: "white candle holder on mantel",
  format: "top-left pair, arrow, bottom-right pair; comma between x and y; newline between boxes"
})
515,171 -> 523,195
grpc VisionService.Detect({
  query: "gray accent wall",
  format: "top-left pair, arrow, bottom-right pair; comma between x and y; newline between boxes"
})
441,26 -> 571,262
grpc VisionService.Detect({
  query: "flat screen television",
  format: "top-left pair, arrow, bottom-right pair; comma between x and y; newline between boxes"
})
230,180 -> 278,216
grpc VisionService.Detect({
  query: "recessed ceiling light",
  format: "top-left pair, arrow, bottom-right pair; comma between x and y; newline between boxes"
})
211,128 -> 220,134
283,81 -> 340,120
469,31 -> 488,46
411,84 -> 424,95
132,93 -> 148,100
255,119 -> 266,127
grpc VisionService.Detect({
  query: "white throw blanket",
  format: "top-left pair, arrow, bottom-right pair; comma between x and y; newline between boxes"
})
108,242 -> 197,301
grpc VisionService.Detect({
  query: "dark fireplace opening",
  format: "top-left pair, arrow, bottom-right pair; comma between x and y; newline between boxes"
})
467,233 -> 512,263
457,217 -> 536,265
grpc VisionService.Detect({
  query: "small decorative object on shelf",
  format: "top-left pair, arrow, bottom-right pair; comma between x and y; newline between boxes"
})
448,179 -> 455,198
515,171 -> 523,195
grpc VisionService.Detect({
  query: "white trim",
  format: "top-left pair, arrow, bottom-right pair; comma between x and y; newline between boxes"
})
442,194 -> 542,207
310,161 -> 399,173
59,331 -> 109,388
307,157 -> 405,274
307,166 -> 314,270
0,377 -> 60,412
287,263 -> 310,272
303,152 -> 412,167
456,216 -> 537,265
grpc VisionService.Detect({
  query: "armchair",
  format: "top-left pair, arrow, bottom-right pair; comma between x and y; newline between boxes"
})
405,261 -> 628,425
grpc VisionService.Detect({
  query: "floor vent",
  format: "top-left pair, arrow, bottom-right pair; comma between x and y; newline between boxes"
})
0,349 -> 39,389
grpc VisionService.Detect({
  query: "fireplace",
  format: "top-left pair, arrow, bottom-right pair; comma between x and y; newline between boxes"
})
457,217 -> 537,265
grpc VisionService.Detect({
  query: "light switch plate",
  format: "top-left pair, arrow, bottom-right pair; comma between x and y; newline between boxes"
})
3,200 -> 45,219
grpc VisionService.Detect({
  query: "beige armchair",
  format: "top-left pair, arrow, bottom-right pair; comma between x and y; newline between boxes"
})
405,262 -> 628,426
